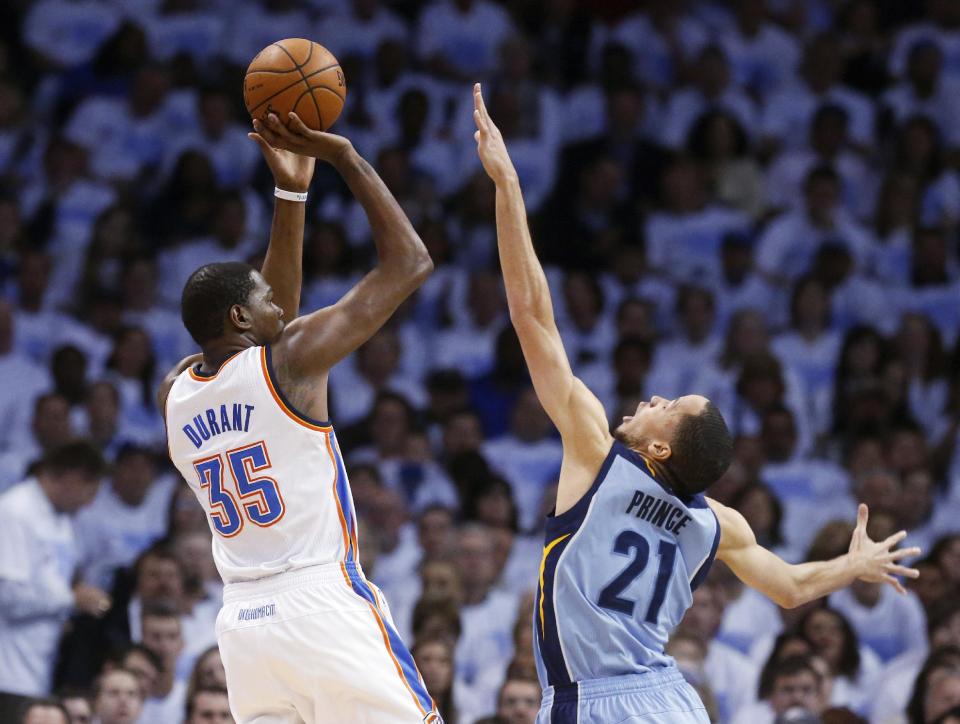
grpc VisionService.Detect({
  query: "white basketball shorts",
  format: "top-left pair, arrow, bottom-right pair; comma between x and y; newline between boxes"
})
216,561 -> 441,724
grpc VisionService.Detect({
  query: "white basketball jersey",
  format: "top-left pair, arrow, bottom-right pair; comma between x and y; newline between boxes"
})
166,345 -> 359,584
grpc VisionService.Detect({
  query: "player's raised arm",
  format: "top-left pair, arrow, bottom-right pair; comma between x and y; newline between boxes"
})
709,499 -> 920,608
255,112 -> 432,373
473,84 -> 609,454
250,115 -> 317,322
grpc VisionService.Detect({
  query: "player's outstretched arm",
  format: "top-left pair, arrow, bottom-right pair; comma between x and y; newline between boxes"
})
709,499 -> 920,608
472,83 -> 609,460
250,115 -> 316,322
258,113 -> 432,373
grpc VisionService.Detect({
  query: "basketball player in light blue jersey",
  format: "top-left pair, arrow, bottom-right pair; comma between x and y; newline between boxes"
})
471,84 -> 922,724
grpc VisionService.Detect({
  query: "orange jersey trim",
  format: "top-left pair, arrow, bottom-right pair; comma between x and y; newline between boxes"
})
187,351 -> 243,382
259,347 -> 332,432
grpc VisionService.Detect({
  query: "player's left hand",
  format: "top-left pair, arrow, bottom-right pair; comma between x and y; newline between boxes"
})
473,83 -> 517,187
848,503 -> 921,594
249,117 -> 317,193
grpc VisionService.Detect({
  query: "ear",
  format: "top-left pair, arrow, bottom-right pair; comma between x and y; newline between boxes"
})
229,304 -> 252,331
646,439 -> 672,461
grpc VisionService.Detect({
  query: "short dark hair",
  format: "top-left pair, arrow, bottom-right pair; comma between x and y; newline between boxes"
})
185,686 -> 229,718
18,699 -> 70,724
181,262 -> 256,345
40,441 -> 106,480
111,643 -> 162,673
769,655 -> 822,688
669,401 -> 733,496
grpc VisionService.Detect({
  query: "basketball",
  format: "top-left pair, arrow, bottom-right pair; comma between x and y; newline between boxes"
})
243,39 -> 346,132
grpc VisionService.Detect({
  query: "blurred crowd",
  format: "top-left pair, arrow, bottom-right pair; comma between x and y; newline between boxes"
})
1,0 -> 960,722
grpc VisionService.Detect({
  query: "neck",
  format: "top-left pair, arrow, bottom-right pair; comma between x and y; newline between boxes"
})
645,458 -> 687,497
156,668 -> 174,696
201,338 -> 255,372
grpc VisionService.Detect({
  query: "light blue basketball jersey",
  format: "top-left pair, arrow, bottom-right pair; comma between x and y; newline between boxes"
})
534,440 -> 720,691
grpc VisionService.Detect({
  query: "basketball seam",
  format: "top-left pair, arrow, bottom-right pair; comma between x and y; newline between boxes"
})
246,62 -> 340,114
273,41 -> 324,130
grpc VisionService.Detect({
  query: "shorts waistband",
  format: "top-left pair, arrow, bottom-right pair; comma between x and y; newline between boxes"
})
541,668 -> 686,706
223,561 -> 359,602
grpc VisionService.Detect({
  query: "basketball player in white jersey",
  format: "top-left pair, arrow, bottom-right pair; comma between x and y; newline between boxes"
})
159,113 -> 441,724
472,84 -> 921,723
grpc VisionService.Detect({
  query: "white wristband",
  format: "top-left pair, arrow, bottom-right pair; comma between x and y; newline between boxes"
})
274,186 -> 308,202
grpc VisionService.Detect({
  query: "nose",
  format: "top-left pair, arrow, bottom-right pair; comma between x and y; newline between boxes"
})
650,395 -> 666,406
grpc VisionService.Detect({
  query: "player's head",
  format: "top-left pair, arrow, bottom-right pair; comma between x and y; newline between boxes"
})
181,262 -> 284,348
614,395 -> 733,496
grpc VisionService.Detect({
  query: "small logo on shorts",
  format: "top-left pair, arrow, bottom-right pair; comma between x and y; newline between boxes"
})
237,603 -> 276,622
423,713 -> 444,724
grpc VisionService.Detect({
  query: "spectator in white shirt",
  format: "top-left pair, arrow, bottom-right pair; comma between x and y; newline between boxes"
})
761,32 -> 875,155
0,392 -> 77,491
648,286 -> 722,399
892,114 -> 960,229
720,0 -> 801,98
65,65 -> 173,182
687,111 -> 766,221
224,0 -> 313,69
75,444 -> 175,591
660,44 -> 758,149
318,0 -> 409,64
481,388 -> 561,532
161,86 -> 258,189
92,668 -> 144,724
0,443 -> 108,699
883,39 -> 960,149
765,104 -> 875,219
797,605 -> 882,713
678,578 -> 759,721
644,158 -> 751,282
732,654 -> 825,724
144,0 -> 223,64
22,0 -> 121,69
417,0 -> 515,81
138,603 -> 187,724
0,300 -> 50,456
755,165 -> 873,286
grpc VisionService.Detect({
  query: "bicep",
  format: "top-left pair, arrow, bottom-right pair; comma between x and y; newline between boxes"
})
711,500 -> 798,608
279,268 -> 408,372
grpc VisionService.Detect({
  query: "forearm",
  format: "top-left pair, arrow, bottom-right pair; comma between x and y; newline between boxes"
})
0,580 -> 73,622
787,554 -> 861,607
494,176 -> 554,324
336,150 -> 431,276
261,198 -> 306,321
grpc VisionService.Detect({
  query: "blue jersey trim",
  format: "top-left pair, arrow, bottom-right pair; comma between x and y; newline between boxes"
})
549,681 -> 579,723
345,566 -> 436,715
537,533 -> 575,687
690,506 -> 721,592
263,344 -> 332,427
329,431 -> 356,562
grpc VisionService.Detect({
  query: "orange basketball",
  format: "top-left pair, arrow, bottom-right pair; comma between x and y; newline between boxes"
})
243,39 -> 346,132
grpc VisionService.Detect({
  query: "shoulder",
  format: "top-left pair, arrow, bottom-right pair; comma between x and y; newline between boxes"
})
706,498 -> 754,550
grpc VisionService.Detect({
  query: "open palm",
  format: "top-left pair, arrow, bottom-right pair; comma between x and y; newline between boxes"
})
848,504 -> 921,594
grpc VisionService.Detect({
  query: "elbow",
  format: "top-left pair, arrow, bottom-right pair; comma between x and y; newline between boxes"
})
777,585 -> 805,610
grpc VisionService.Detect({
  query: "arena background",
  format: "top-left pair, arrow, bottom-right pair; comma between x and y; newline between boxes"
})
0,0 -> 959,723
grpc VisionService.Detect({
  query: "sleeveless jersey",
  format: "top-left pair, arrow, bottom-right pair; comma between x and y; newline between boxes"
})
534,440 -> 720,687
166,345 -> 358,585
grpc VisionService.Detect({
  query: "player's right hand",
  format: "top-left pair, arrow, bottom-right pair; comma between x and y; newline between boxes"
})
253,112 -> 354,167
473,83 -> 517,187
73,583 -> 112,618
848,503 -> 921,594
